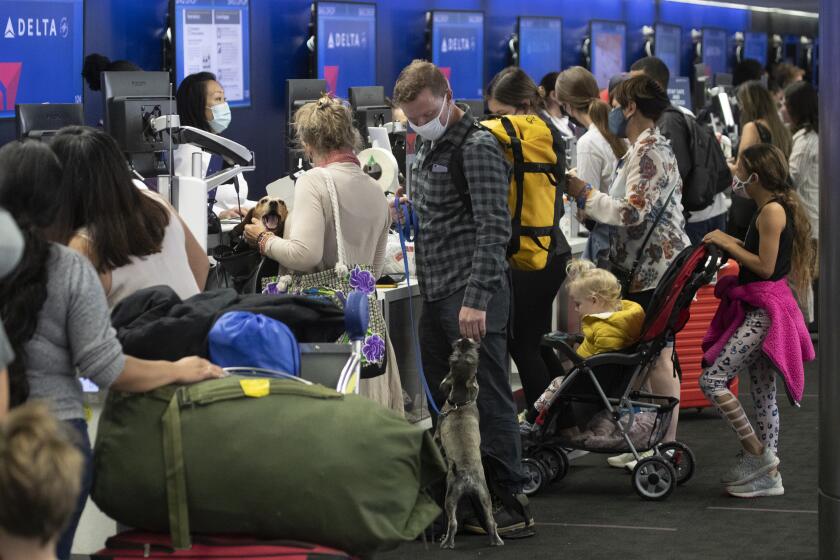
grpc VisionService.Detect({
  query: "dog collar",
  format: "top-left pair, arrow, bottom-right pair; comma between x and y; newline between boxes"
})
439,398 -> 475,418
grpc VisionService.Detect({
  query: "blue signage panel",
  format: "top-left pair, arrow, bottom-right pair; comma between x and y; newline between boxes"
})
316,1 -> 376,98
518,16 -> 562,84
174,0 -> 251,107
743,31 -> 767,66
655,23 -> 681,78
590,20 -> 626,89
702,27 -> 728,76
0,0 -> 84,118
430,11 -> 484,100
667,76 -> 692,110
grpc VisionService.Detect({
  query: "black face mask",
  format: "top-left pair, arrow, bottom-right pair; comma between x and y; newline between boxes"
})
560,105 -> 585,129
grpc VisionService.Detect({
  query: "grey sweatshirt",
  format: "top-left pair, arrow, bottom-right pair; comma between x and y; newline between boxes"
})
25,244 -> 125,420
0,209 -> 23,369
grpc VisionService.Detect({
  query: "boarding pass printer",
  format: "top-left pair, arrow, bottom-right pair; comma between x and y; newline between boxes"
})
150,114 -> 255,251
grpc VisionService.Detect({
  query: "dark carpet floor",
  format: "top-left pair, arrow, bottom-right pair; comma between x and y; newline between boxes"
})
377,351 -> 820,560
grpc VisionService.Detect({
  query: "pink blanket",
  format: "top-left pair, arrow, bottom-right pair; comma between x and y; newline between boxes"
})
702,275 -> 814,405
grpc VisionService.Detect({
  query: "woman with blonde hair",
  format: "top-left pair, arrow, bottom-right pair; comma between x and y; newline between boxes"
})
244,96 -> 402,414
553,66 -> 627,261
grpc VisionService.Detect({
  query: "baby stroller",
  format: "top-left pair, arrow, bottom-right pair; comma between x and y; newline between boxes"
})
521,244 -> 726,500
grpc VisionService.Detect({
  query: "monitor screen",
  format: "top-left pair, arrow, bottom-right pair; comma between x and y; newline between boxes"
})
173,0 -> 251,108
743,32 -> 767,66
316,1 -> 376,97
702,28 -> 728,75
590,20 -> 626,89
666,77 -> 692,111
518,17 -> 562,84
430,11 -> 484,100
0,0 -> 84,119
655,23 -> 681,78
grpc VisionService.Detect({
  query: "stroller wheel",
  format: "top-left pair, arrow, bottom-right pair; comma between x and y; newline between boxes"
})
534,447 -> 569,482
521,458 -> 547,496
632,457 -> 676,501
658,442 -> 696,485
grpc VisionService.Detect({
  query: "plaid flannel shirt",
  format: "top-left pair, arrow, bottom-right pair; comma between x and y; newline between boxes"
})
410,112 -> 511,310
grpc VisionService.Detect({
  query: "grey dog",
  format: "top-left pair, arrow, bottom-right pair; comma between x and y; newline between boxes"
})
435,337 -> 503,549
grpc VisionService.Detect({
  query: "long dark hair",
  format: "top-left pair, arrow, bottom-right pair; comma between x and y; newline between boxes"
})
176,72 -> 217,132
737,80 -> 792,157
784,81 -> 818,135
49,126 -> 170,273
740,143 -> 814,302
0,141 -> 66,407
486,67 -> 547,114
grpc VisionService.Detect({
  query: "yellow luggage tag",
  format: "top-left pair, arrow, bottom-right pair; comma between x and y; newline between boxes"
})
240,378 -> 271,398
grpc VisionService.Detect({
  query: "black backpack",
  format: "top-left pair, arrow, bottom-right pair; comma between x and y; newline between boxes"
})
681,113 -> 732,213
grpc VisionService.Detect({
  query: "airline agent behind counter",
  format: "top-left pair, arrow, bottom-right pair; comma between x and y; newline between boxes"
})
174,72 -> 255,219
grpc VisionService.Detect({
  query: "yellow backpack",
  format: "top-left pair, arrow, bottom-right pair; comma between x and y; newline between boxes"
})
451,114 -> 568,271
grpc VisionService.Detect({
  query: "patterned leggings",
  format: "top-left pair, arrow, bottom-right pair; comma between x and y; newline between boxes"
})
699,309 -> 780,454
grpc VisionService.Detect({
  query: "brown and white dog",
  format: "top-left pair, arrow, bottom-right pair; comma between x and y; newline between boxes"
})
436,337 -> 503,549
231,196 -> 288,240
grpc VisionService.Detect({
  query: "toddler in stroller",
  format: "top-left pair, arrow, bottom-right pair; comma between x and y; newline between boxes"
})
519,246 -> 726,500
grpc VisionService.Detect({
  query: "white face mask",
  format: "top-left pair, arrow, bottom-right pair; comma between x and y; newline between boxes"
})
731,172 -> 756,199
408,95 -> 452,142
208,102 -> 231,134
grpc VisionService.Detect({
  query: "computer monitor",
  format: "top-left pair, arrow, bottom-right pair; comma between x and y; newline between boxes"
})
428,10 -> 485,100
589,20 -> 627,89
655,23 -> 682,78
348,86 -> 391,145
314,1 -> 377,97
702,27 -> 728,76
517,16 -> 562,83
743,32 -> 768,67
171,0 -> 252,107
14,103 -> 84,140
458,99 -> 485,118
102,71 -> 176,176
666,77 -> 692,111
286,78 -> 328,171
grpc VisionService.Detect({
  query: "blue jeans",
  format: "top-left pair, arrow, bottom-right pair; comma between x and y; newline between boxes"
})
56,419 -> 93,560
685,213 -> 728,246
419,279 -> 527,493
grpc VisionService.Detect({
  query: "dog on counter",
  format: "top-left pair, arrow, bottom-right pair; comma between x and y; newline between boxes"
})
435,337 -> 503,549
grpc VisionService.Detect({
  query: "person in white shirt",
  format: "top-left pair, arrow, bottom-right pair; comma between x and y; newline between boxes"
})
553,66 -> 628,260
784,81 -> 819,324
174,72 -> 255,219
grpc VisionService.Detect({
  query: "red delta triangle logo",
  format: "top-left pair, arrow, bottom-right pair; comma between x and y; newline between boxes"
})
0,63 -> 22,111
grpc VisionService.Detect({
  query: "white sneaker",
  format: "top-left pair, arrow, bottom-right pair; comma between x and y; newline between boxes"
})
726,472 -> 784,498
607,452 -> 636,468
624,450 -> 655,471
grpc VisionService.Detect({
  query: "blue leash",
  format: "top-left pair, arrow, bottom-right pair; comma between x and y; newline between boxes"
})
393,197 -> 441,415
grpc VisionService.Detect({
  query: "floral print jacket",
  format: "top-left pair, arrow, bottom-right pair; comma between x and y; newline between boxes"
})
584,127 -> 691,293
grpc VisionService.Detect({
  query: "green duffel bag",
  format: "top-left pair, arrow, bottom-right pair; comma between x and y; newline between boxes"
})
92,375 -> 445,555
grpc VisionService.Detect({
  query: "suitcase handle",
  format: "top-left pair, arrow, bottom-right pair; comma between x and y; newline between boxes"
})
222,367 -> 312,384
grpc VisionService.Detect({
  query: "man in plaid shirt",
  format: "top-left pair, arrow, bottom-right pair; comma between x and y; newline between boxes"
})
393,60 -> 533,537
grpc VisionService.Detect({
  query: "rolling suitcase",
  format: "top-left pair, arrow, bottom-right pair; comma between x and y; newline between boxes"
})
92,531 -> 355,559
676,261 -> 739,410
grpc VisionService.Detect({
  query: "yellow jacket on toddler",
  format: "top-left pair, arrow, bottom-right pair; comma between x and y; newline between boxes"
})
577,300 -> 645,358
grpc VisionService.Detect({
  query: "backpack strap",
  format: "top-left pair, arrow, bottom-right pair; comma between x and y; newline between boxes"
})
449,120 -> 484,217
500,116 -> 525,258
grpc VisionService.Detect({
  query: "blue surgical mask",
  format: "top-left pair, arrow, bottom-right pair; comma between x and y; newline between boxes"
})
608,106 -> 628,138
731,172 -> 756,199
208,102 -> 231,134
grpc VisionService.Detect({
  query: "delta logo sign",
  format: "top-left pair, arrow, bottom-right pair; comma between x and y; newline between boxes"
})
4,16 -> 70,39
326,31 -> 368,49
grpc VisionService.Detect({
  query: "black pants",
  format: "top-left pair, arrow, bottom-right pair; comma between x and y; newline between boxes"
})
419,279 -> 527,493
510,254 -> 568,409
